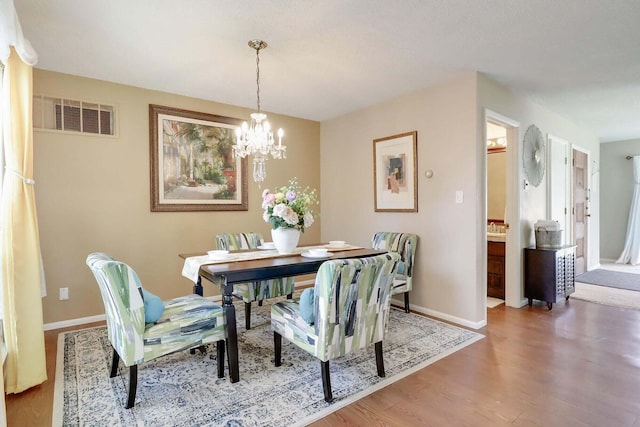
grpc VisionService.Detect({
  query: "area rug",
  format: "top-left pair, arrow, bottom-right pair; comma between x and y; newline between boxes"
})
571,282 -> 640,311
575,269 -> 640,291
53,303 -> 483,427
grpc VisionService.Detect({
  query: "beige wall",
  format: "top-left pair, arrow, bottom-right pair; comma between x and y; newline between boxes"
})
600,138 -> 640,260
33,69 -> 320,325
321,73 -> 482,326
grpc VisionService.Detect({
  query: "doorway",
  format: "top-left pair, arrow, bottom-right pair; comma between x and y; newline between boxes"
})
547,139 -> 590,275
486,122 -> 507,303
484,110 -> 521,311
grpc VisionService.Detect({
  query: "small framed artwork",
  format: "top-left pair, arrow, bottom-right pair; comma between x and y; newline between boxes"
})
149,104 -> 248,212
373,131 -> 418,212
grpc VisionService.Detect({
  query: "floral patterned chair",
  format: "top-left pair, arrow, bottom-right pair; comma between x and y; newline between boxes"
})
215,232 -> 296,329
371,232 -> 418,313
86,253 -> 227,409
271,252 -> 400,402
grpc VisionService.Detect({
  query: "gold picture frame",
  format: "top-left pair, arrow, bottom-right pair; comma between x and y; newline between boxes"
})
149,104 -> 248,211
373,131 -> 418,212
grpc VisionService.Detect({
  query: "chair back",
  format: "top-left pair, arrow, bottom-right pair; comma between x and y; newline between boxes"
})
216,232 -> 263,250
86,253 -> 145,365
371,232 -> 418,281
313,252 -> 400,361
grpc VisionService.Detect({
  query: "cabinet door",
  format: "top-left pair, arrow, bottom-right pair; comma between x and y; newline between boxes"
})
488,242 -> 505,299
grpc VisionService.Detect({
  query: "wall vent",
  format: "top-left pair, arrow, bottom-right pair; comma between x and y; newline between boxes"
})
33,95 -> 116,136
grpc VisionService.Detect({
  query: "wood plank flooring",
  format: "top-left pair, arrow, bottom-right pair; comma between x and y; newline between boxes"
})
7,299 -> 640,426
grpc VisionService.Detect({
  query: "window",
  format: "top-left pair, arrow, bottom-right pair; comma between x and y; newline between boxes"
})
33,95 -> 116,136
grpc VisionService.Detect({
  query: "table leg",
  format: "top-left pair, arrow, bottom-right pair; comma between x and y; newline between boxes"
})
194,276 -> 203,296
222,277 -> 239,383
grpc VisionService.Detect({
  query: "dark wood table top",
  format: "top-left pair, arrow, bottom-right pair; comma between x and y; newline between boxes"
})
185,247 -> 385,285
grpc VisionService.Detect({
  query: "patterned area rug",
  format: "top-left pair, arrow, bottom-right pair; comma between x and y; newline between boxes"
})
53,302 -> 483,426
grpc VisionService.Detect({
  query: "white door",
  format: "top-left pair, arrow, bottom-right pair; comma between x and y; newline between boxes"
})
548,135 -> 570,244
573,149 -> 589,275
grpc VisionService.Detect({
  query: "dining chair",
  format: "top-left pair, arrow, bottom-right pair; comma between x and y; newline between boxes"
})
86,252 -> 227,409
371,232 -> 418,313
215,232 -> 295,329
271,252 -> 400,402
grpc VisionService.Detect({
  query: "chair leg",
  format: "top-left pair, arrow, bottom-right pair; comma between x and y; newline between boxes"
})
110,347 -> 120,378
321,360 -> 333,402
375,341 -> 385,377
404,292 -> 410,313
125,365 -> 138,409
274,332 -> 282,367
216,340 -> 225,378
190,345 -> 206,355
245,301 -> 252,330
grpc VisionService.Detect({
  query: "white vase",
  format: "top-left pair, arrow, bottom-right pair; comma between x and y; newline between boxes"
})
271,227 -> 301,254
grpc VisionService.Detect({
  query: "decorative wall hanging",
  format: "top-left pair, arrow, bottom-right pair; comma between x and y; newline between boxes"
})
373,131 -> 418,212
149,104 -> 248,212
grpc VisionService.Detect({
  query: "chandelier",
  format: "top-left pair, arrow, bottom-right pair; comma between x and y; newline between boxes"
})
233,40 -> 286,184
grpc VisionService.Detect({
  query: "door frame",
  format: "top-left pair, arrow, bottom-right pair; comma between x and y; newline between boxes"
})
484,109 -> 521,309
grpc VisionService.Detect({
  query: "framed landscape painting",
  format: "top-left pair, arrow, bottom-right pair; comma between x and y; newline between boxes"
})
373,131 -> 418,212
149,104 -> 248,211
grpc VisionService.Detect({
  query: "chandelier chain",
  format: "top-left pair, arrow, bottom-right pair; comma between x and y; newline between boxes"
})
255,46 -> 261,113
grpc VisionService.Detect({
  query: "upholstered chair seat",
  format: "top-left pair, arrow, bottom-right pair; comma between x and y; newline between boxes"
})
271,252 -> 400,402
215,232 -> 295,329
371,232 -> 418,312
86,253 -> 227,409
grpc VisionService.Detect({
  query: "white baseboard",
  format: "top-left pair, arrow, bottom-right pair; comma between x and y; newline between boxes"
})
44,314 -> 106,331
400,300 -> 486,330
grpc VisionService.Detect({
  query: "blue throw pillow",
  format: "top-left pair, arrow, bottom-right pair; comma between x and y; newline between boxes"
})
142,288 -> 164,323
397,260 -> 406,275
299,288 -> 315,325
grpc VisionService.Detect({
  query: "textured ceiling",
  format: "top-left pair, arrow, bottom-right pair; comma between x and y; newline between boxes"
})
14,0 -> 640,142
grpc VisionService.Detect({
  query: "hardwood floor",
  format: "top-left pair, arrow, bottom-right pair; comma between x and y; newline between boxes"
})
8,300 -> 640,426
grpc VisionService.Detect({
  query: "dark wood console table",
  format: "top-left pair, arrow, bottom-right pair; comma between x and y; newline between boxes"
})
524,245 -> 576,310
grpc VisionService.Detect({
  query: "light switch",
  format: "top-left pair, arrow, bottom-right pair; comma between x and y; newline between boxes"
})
455,190 -> 464,204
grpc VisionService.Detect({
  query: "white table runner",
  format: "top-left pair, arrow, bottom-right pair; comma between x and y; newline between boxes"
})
181,244 -> 362,283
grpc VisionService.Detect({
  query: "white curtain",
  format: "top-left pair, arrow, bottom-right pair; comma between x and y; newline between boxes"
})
616,155 -> 640,265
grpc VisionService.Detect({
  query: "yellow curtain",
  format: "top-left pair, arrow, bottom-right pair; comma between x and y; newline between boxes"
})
1,47 -> 46,393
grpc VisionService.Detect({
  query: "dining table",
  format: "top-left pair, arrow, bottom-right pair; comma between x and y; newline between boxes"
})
179,245 -> 386,383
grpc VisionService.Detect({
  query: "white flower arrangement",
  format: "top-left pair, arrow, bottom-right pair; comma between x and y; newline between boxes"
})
261,178 -> 318,232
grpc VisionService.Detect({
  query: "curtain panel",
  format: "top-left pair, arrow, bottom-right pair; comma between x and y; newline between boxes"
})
616,156 -> 640,265
1,47 -> 47,393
